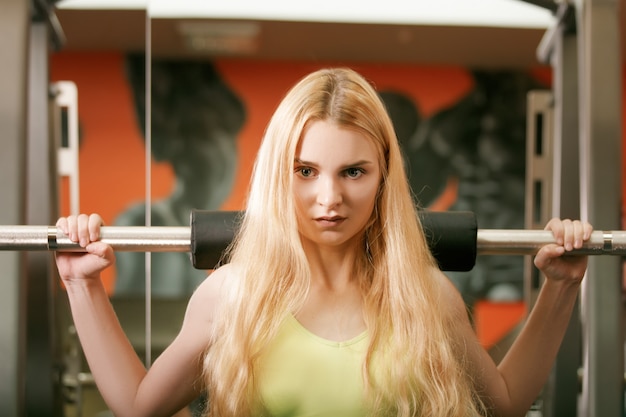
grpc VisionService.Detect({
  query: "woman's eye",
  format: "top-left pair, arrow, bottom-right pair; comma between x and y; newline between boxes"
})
346,167 -> 363,178
297,167 -> 314,177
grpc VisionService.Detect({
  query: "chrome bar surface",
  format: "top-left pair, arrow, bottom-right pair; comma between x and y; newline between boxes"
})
0,226 -> 191,252
477,229 -> 626,255
1,226 -> 626,256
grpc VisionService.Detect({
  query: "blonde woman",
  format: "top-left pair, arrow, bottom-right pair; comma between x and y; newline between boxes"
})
55,68 -> 592,417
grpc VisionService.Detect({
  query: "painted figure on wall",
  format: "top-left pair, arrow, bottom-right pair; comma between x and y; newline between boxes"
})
113,55 -> 246,298
381,70 -> 546,305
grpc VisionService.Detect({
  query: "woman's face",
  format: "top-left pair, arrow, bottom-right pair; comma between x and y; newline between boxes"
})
293,120 -> 381,251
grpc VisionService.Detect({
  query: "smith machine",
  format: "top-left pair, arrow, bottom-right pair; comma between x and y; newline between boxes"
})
0,0 -> 622,416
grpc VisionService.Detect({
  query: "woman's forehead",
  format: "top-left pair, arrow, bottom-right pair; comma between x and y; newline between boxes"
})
295,120 -> 378,164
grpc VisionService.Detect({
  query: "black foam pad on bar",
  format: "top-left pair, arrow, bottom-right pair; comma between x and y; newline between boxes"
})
190,210 -> 477,272
418,210 -> 477,272
190,210 -> 240,270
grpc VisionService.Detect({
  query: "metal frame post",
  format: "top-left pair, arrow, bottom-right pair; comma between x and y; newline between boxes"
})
0,0 -> 29,415
544,9 -> 583,416
576,0 -> 624,416
532,3 -> 583,415
24,16 -> 65,414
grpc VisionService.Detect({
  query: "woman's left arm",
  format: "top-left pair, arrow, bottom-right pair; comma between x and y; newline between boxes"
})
448,218 -> 592,417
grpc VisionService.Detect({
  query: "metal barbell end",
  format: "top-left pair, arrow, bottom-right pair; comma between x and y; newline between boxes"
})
477,229 -> 626,256
0,225 -> 191,252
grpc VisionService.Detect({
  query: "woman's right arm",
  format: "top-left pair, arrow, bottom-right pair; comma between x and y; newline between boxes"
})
56,214 -> 225,417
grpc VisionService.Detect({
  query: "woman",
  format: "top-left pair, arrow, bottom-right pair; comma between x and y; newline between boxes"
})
55,68 -> 592,417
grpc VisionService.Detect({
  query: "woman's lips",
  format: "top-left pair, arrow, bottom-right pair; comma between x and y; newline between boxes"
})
315,216 -> 346,226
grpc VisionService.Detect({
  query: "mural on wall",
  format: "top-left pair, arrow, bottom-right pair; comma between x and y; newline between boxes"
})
382,71 -> 546,305
113,56 -> 246,298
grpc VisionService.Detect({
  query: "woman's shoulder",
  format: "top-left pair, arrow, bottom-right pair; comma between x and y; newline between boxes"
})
206,263 -> 242,290
431,268 -> 468,319
167,264 -> 243,360
188,264 -> 241,314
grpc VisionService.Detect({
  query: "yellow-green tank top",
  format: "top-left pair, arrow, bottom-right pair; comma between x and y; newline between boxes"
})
255,314 -> 369,417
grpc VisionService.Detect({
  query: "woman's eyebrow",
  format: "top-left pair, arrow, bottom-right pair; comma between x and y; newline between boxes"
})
294,158 -> 374,168
343,160 -> 373,167
294,158 -> 317,167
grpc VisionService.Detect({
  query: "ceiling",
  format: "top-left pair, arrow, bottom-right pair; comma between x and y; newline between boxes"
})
53,5 -> 624,69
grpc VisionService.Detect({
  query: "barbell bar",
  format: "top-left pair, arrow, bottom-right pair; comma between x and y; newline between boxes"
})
0,210 -> 624,272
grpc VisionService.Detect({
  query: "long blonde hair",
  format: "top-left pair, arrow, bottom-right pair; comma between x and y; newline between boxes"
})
203,68 -> 484,416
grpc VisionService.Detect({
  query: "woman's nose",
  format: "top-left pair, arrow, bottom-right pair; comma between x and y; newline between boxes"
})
316,176 -> 342,208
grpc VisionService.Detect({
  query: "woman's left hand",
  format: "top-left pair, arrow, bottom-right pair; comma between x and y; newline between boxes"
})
534,218 -> 593,285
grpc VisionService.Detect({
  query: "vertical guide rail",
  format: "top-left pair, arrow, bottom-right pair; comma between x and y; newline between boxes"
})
25,16 -> 64,416
526,89 -> 561,415
545,7 -> 583,416
51,77 -> 85,417
531,2 -> 584,415
0,0 -> 29,415
144,8 -> 153,369
577,0 -> 624,415
524,91 -> 554,309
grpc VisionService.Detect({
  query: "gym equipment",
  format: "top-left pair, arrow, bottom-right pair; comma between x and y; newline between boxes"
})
0,210 -> 622,272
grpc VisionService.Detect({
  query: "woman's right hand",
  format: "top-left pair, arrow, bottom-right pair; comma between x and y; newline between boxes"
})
55,213 -> 115,285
